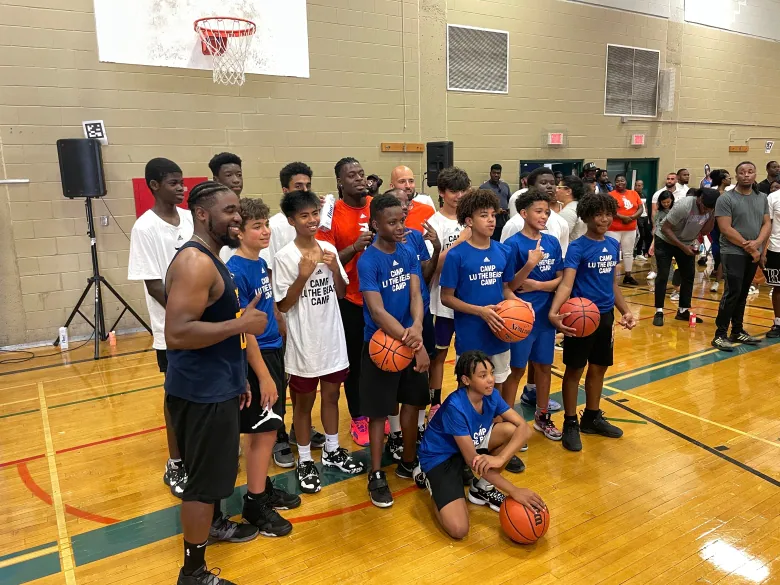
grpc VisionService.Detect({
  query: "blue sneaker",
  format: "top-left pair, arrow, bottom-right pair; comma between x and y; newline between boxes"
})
520,386 -> 561,412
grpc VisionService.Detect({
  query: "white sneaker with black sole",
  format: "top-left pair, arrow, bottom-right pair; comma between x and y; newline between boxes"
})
322,447 -> 365,474
467,479 -> 505,512
296,459 -> 321,494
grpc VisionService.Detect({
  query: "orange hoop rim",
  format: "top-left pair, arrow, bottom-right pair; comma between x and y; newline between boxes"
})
194,16 -> 257,38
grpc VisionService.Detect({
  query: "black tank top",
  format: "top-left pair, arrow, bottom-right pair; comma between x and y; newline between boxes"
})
165,241 -> 247,403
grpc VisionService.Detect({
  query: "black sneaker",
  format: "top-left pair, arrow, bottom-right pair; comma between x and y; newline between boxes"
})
368,470 -> 393,508
730,330 -> 762,345
467,479 -> 505,512
322,446 -> 365,474
396,459 -> 417,479
462,465 -> 474,486
163,460 -> 187,498
208,514 -> 259,544
265,476 -> 301,510
712,336 -> 735,352
675,309 -> 702,323
385,431 -> 403,462
767,324 -> 780,338
272,431 -> 295,468
296,460 -> 321,494
562,418 -> 582,452
290,425 -> 325,449
580,410 -> 623,438
652,312 -> 664,327
505,455 -> 525,474
242,491 -> 292,537
623,275 -> 639,286
177,566 -> 236,585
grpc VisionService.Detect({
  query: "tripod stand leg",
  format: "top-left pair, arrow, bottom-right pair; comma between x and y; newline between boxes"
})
52,278 -> 95,346
101,277 -> 153,334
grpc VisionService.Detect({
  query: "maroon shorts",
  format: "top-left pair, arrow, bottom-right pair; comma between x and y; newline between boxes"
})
289,368 -> 349,394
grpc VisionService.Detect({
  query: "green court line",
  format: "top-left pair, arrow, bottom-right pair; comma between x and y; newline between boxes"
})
0,408 -> 39,420
604,417 -> 648,425
3,336 -> 779,583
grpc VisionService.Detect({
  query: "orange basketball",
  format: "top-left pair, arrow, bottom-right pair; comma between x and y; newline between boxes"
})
499,498 -> 550,544
493,299 -> 535,343
369,329 -> 414,373
560,297 -> 600,338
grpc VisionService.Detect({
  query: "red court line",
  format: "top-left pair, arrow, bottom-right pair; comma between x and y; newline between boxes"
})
0,453 -> 46,469
289,485 -> 418,524
17,462 -> 120,525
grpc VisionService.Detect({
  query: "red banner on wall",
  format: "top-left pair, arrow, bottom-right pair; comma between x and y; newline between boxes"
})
132,177 -> 208,218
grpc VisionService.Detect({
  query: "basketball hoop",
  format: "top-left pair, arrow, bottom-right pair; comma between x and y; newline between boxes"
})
194,17 -> 256,86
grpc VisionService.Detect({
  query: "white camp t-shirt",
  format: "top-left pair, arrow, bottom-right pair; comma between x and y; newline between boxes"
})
501,209 -> 570,256
272,240 -> 349,377
508,188 -> 529,218
768,191 -> 780,253
427,211 -> 464,318
127,208 -> 193,350
259,212 -> 296,265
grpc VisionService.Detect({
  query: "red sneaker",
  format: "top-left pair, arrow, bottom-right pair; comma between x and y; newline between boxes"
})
350,417 -> 370,447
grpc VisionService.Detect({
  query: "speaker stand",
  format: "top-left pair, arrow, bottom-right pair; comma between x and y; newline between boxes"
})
53,198 -> 152,360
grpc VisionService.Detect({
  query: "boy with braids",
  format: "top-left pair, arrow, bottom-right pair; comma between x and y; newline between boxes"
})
549,193 -> 637,453
165,181 -> 263,585
316,157 -> 375,446
418,350 -> 544,539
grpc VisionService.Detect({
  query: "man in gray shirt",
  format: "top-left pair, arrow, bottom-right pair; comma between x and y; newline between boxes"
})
652,188 -> 718,327
480,163 -> 511,241
711,161 -> 772,351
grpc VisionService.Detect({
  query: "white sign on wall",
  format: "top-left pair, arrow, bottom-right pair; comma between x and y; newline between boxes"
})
93,0 -> 310,79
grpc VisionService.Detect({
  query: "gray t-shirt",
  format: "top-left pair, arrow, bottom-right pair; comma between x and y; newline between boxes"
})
715,189 -> 770,256
653,207 -> 671,237
656,196 -> 713,246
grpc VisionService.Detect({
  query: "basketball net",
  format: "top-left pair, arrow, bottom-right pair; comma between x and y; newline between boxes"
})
194,17 -> 256,86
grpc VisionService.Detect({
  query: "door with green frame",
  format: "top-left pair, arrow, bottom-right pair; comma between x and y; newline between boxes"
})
606,159 -> 659,210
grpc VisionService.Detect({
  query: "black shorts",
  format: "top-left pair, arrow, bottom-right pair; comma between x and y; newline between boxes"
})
359,343 -> 430,418
156,349 -> 168,374
166,394 -> 240,502
426,453 -> 466,511
422,311 -> 436,358
241,349 -> 286,434
562,310 -> 615,369
764,250 -> 780,286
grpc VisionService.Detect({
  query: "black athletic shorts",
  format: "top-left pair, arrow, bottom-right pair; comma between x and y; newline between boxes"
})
241,347 -> 286,434
166,394 -> 240,502
764,250 -> 780,286
359,343 -> 430,418
422,311 -> 436,358
156,349 -> 168,374
562,310 -> 615,369
426,453 -> 467,511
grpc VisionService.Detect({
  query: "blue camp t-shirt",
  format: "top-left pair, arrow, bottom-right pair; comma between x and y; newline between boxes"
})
440,240 -> 514,356
418,387 -> 511,473
563,235 -> 619,313
401,229 -> 431,313
226,254 -> 283,349
504,232 -> 562,331
358,243 -> 420,342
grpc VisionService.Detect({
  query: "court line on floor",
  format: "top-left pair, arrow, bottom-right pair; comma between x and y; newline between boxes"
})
625,298 -> 773,327
0,544 -> 59,570
37,382 -> 77,585
627,284 -> 775,312
0,348 -> 154,378
604,397 -> 780,488
17,462 -> 120,525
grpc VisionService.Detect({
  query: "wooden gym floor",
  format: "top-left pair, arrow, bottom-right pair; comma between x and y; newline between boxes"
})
1,262 -> 779,585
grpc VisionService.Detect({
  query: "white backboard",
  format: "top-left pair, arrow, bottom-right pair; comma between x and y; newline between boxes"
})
93,0 -> 309,79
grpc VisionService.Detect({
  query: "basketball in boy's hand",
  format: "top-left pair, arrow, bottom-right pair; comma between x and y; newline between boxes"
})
369,329 -> 414,372
560,297 -> 600,338
493,299 -> 535,343
500,498 -> 550,544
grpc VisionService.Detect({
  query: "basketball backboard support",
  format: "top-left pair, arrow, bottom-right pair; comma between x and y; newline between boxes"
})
93,0 -> 309,79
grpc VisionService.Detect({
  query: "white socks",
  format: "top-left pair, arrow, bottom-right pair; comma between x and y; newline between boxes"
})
475,477 -> 493,490
388,414 -> 402,434
298,443 -> 312,463
775,317 -> 780,326
324,433 -> 339,453
418,409 -> 426,427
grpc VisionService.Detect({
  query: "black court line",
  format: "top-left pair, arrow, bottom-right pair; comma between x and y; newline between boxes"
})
604,397 -> 780,488
0,348 -> 155,378
625,284 -> 776,312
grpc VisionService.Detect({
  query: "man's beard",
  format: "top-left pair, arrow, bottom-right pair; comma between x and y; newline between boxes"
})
208,216 -> 240,249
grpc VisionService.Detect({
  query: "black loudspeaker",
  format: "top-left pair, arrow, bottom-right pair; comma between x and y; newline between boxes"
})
426,141 -> 454,187
56,138 -> 107,198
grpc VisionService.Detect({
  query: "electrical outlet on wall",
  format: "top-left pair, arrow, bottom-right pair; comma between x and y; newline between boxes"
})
100,215 -> 109,227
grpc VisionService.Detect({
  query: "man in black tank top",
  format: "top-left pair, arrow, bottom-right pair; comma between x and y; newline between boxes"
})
165,181 -> 269,585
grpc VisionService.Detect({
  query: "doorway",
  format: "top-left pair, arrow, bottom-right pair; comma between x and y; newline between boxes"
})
606,158 -> 659,207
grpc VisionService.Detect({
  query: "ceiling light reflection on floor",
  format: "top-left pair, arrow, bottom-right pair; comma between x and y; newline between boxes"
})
700,540 -> 770,582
